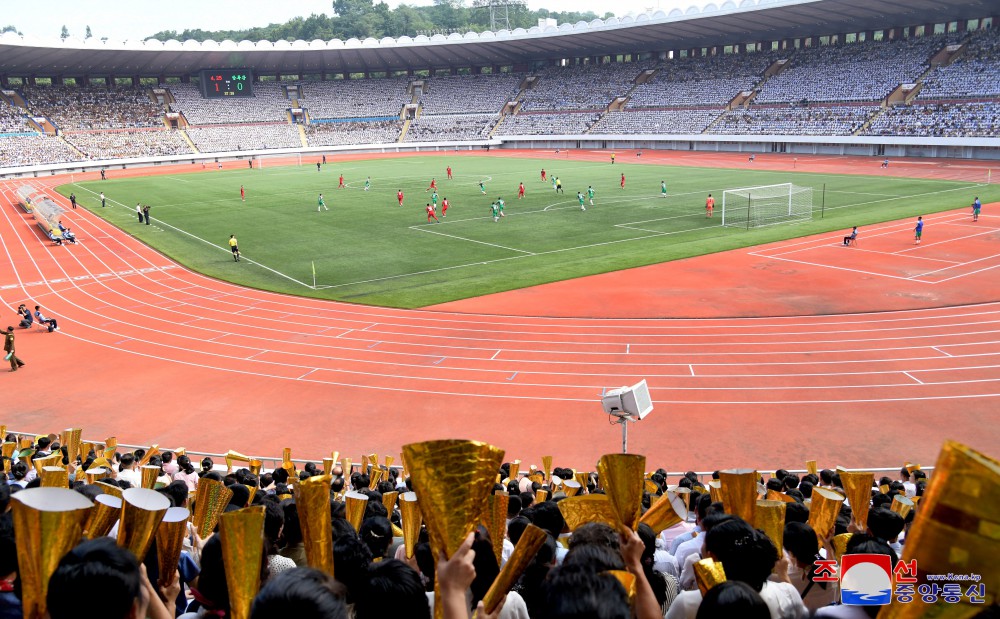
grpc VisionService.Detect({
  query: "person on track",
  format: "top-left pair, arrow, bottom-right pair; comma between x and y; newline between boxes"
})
843,227 -> 858,246
4,326 -> 25,372
972,196 -> 981,221
69,193 -> 77,209
914,216 -> 923,245
229,235 -> 241,262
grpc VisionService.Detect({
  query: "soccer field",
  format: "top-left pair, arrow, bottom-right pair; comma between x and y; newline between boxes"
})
58,154 -> 995,308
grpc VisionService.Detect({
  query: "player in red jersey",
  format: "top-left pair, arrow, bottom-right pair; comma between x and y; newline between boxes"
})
620,173 -> 626,190
397,190 -> 404,207
338,174 -> 345,189
426,203 -> 439,223
442,197 -> 450,217
518,182 -> 525,199
446,166 -> 453,180
540,169 -> 546,181
240,185 -> 245,201
426,178 -> 437,192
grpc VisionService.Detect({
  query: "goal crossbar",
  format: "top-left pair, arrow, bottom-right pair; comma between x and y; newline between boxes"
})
721,183 -> 813,229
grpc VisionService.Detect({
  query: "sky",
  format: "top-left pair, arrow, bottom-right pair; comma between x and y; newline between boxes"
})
2,0 -> 696,42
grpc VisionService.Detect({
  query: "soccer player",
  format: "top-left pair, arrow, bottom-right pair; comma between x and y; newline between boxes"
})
69,193 -> 76,209
100,169 -> 106,180
364,177 -> 371,191
552,176 -> 557,191
339,174 -> 345,189
431,192 -> 439,208
318,194 -> 328,212
316,162 -> 321,172
518,183 -> 525,199
972,196 -> 981,221
240,185 -> 245,202
442,197 -> 450,217
479,181 -> 486,195
229,235 -> 240,262
427,178 -> 437,192
660,181 -> 667,198
555,177 -> 564,194
99,192 -> 106,208
490,201 -> 500,222
705,193 -> 714,218
577,191 -> 586,211
748,154 -> 756,163
447,166 -> 453,180
426,203 -> 439,223
397,189 -> 404,207
914,216 -> 923,245
541,169 -> 546,181
587,185 -> 595,206
497,197 -> 506,218
611,152 -> 616,165
620,173 -> 626,190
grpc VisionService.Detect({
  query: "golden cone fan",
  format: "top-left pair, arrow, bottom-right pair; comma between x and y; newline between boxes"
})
137,445 -> 159,467
640,491 -> 687,535
294,475 -> 335,576
708,480 -> 723,503
481,524 -> 548,614
247,459 -> 262,476
367,453 -> 379,471
542,455 -> 553,482
85,467 -> 109,484
81,442 -> 95,459
509,460 -> 521,482
805,460 -> 818,476
61,428 -> 82,465
33,453 -> 61,475
1,442 -> 15,459
384,454 -> 393,469
341,457 -> 352,477
225,450 -> 252,471
155,507 -> 190,586
282,448 -> 293,471
574,471 -> 588,489
344,491 -> 369,532
694,558 -> 727,596
219,506 -> 266,619
837,467 -> 875,530
104,436 -> 117,454
0,426 -> 4,440
719,469 -> 758,524
382,490 -> 399,512
89,456 -> 110,471
392,523 -> 404,537
832,533 -> 853,563
19,437 -> 33,449
12,488 -> 93,619
192,478 -> 234,537
482,493 -> 509,567
558,495 -> 619,531
598,453 -> 646,530
876,441 -> 1000,618
528,472 -> 544,484
808,488 -> 845,545
369,466 -> 384,489
140,465 -> 160,489
675,487 -> 692,511
766,489 -> 795,503
323,458 -> 334,475
535,489 -> 548,503
117,488 -> 170,561
96,480 -> 123,500
879,484 -> 890,494
84,493 -> 122,539
604,570 -> 637,602
400,492 -> 422,559
753,500 -> 786,561
890,494 -> 914,519
40,466 -> 68,488
562,480 -> 582,497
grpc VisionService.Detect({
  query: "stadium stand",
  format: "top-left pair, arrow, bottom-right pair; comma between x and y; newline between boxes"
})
305,120 -> 404,146
0,135 -> 83,166
404,113 -> 496,141
169,82 -> 290,124
185,123 -> 302,152
864,101 -> 1000,137
301,78 -> 410,120
417,74 -> 522,114
63,129 -> 194,159
627,52 -> 779,108
709,104 -> 880,136
21,85 -> 164,130
495,111 -> 601,135
519,62 -> 655,112
917,28 -> 1000,100
0,100 -> 28,133
589,109 -> 721,135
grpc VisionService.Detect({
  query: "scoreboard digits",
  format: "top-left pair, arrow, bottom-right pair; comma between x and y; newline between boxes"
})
198,69 -> 253,98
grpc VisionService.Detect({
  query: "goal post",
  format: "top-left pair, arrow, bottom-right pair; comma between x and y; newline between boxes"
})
721,183 -> 814,229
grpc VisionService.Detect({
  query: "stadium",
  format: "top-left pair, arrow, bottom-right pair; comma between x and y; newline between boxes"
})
0,0 -> 998,616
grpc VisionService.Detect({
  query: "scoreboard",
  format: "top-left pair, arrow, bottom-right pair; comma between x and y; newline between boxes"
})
199,69 -> 253,98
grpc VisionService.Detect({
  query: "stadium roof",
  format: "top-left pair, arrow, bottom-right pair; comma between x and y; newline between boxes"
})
0,0 -> 992,77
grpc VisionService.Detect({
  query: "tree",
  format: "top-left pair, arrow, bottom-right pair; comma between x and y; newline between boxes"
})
85,25 -> 92,39
60,25 -> 69,40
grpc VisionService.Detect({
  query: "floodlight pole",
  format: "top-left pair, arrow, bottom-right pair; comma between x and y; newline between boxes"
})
613,415 -> 633,453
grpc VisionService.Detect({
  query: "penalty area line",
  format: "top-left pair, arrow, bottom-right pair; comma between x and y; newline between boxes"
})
409,225 -> 535,255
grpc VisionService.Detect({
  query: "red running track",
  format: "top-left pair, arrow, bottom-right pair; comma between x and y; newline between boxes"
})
1,153 -> 998,472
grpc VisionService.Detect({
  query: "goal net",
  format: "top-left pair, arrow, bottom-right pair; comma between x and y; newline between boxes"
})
721,183 -> 813,229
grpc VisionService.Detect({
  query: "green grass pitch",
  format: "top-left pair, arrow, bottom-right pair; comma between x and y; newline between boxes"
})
58,155 -> 996,308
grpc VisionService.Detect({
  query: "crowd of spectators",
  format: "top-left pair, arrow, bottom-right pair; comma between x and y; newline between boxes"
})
589,109 -> 721,135
63,130 -> 194,160
0,101 -> 28,134
0,135 -> 84,167
404,113 -> 497,142
495,112 -> 600,135
0,428 -> 963,619
917,29 -> 1000,100
186,124 -> 302,152
22,85 -> 164,130
169,83 -> 290,125
628,51 -> 779,108
709,104 -> 879,136
864,101 -> 1000,137
417,74 -> 523,115
519,62 -> 654,112
301,78 -> 410,120
305,121 -> 403,146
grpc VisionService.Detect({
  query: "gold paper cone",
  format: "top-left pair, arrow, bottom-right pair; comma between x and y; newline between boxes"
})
808,487 -> 845,544
541,455 -> 553,482
562,480 -> 582,497
369,466 -> 384,489
574,471 -> 588,489
753,500 -> 786,561
528,472 -> 544,484
323,458 -> 334,475
40,466 -> 68,488
694,558 -> 727,595
399,492 -> 422,559
831,533 -> 853,562
85,467 -> 110,484
12,488 -> 94,619
535,489 -> 548,503
117,488 -> 170,561
382,490 -> 399,512
708,480 -> 723,503
219,506 -> 266,619
140,465 -> 160,489
482,493 -> 510,567
19,437 -> 33,449
225,450 -> 252,471
249,459 -> 262,476
719,469 -> 758,524
104,436 -> 117,456
81,442 -> 95,459
96,480 -> 123,500
155,507 -> 190,585
675,487 -> 692,512
33,453 -> 62,475
1,441 -> 15,459
84,494 -> 122,539
509,460 -> 521,482
598,454 -> 646,530
558,495 -> 619,531
392,523 -> 404,537
342,457 -> 352,477
282,447 -> 293,471
90,456 -> 110,471
367,453 -> 379,470
0,426 -> 5,440
890,494 -> 914,519
805,460 -> 818,476
879,484 -> 890,494
61,428 -> 82,465
640,490 -> 688,534
605,570 -> 637,602
766,488 -> 795,503
644,479 -> 660,494
344,491 -> 369,532
192,478 -> 234,537
138,445 -> 159,467
481,524 -> 548,614
837,467 -> 874,529
293,475 -> 335,576
877,441 -> 1000,618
